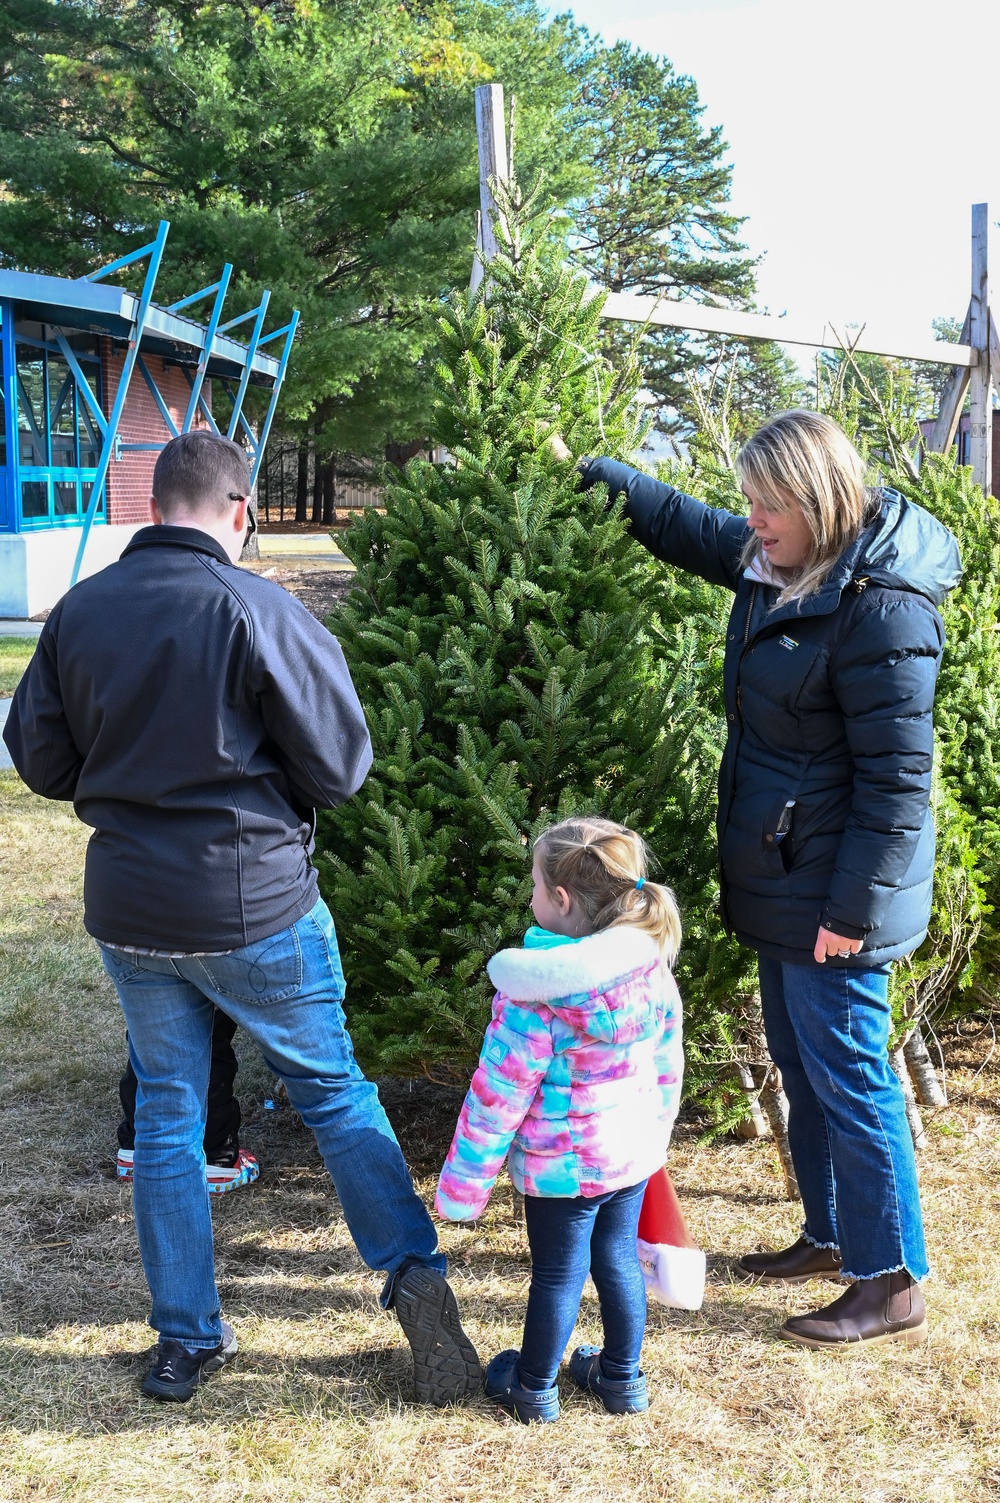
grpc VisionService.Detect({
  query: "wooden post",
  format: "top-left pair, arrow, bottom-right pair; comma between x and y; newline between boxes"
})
470,83 -> 509,294
969,203 -> 992,493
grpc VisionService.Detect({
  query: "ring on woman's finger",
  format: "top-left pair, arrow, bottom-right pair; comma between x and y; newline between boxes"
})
837,949 -> 852,957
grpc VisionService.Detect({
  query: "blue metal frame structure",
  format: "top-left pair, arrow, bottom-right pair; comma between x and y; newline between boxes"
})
0,222 -> 299,588
71,220 -> 170,584
0,297 -> 16,532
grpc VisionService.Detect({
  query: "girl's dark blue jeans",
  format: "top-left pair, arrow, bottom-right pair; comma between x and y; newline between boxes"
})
518,1178 -> 648,1391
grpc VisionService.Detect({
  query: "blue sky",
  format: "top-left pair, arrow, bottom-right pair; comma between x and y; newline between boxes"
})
545,0 -> 1000,350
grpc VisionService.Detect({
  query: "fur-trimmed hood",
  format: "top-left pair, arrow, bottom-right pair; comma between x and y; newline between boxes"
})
486,927 -> 661,1044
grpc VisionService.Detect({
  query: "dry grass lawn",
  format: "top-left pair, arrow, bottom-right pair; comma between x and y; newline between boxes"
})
0,639 -> 38,697
2,768 -> 1000,1502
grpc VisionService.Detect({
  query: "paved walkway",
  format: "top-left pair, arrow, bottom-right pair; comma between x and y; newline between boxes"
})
0,621 -> 44,636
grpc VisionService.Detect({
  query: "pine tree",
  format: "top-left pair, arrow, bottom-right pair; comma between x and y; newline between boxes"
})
317,184 -> 701,1075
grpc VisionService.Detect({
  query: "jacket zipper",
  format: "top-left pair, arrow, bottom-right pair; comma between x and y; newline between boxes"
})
734,584 -> 755,727
720,586 -> 758,936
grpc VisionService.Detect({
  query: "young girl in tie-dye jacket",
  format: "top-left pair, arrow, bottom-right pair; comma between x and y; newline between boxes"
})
436,816 -> 683,1424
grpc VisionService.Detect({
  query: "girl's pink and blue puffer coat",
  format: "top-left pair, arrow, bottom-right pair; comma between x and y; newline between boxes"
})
435,926 -> 683,1221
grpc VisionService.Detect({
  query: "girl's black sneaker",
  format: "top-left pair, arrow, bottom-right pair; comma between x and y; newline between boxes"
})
142,1321 -> 238,1402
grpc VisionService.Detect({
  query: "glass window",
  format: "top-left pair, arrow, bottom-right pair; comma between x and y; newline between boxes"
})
54,479 -> 79,516
0,384 -> 6,467
16,346 -> 46,466
48,356 -> 76,468
21,480 -> 49,520
78,402 -> 100,469
80,481 -> 103,517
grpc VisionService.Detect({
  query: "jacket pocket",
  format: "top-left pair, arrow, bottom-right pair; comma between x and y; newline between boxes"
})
763,796 -> 797,876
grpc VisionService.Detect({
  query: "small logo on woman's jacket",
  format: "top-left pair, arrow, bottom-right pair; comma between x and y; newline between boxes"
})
778,635 -> 799,651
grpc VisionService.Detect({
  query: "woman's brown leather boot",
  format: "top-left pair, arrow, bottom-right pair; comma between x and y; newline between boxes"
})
778,1269 -> 927,1348
736,1236 -> 843,1284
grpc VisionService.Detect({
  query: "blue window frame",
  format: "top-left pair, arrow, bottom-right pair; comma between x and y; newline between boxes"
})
13,336 -> 104,531
0,309 -> 105,534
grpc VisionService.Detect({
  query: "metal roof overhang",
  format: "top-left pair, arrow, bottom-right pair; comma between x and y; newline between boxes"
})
0,268 -> 281,385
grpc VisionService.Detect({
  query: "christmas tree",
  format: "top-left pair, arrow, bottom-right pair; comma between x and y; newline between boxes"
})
317,184 -> 710,1074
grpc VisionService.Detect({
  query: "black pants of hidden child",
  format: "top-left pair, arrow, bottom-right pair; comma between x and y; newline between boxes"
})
118,1007 -> 242,1168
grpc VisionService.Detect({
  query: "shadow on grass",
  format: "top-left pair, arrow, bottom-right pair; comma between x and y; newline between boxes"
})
0,1341 -> 499,1435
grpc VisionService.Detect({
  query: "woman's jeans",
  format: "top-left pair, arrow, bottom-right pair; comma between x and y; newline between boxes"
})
518,1179 -> 648,1390
99,897 -> 444,1349
757,955 -> 928,1281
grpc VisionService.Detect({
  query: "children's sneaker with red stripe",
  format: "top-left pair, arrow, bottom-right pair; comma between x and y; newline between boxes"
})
206,1149 -> 260,1195
116,1148 -> 260,1193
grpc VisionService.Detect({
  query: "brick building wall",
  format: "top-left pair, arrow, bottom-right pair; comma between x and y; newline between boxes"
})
100,339 -> 213,524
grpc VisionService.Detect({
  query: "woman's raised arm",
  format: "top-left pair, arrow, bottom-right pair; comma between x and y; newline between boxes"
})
579,457 -> 749,592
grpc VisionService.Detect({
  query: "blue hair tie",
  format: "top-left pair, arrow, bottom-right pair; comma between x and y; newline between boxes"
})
635,877 -> 645,890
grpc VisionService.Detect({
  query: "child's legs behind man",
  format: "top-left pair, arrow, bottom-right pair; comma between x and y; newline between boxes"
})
588,1178 -> 648,1381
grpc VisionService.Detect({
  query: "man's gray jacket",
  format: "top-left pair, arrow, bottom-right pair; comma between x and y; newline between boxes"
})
3,525 -> 373,951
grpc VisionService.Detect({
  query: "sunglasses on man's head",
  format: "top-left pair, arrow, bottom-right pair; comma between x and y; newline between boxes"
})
228,492 -> 257,536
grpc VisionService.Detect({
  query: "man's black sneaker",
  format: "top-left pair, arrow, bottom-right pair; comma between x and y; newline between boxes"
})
142,1321 -> 238,1402
394,1266 -> 481,1406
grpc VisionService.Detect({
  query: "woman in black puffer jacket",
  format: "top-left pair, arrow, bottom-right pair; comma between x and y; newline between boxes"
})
581,410 -> 962,1349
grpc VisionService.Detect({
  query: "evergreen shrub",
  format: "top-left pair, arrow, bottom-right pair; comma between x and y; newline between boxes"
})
318,188 -> 740,1076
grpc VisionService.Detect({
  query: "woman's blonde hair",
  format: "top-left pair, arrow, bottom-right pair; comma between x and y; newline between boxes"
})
533,815 -> 681,964
736,410 -> 876,604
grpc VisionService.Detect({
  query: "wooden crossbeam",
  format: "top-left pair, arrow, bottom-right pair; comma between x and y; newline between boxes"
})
598,291 -> 977,369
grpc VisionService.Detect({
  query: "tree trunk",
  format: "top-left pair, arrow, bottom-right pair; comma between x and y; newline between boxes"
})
903,1026 -> 947,1107
756,1064 -> 800,1201
295,441 -> 310,523
311,450 -> 324,524
890,1044 -> 928,1150
321,455 -> 336,526
734,1062 -> 768,1139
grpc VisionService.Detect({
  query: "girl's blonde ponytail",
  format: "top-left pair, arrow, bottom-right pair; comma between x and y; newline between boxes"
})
534,816 -> 681,964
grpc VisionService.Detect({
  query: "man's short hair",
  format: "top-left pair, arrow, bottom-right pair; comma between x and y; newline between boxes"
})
152,432 -> 251,519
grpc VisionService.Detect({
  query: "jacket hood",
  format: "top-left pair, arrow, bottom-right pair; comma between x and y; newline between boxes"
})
848,488 -> 962,605
487,927 -> 661,1043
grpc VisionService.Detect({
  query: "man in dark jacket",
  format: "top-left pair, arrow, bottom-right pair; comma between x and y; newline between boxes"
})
4,431 -> 480,1405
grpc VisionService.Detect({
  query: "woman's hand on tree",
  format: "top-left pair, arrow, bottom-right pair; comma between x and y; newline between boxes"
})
814,926 -> 863,964
544,432 -> 572,462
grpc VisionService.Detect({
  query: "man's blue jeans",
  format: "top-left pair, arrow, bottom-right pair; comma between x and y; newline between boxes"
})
99,898 -> 444,1349
518,1179 -> 648,1391
758,956 -> 928,1282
